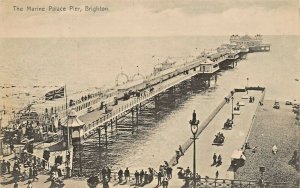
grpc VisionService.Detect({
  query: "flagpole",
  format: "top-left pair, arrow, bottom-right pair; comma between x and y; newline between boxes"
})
65,84 -> 70,151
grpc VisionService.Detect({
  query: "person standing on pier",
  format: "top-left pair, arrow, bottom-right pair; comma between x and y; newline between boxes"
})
144,171 -> 148,184
212,153 -> 217,165
139,169 -> 144,184
124,167 -> 130,183
101,167 -> 107,181
179,145 -> 184,156
6,160 -> 11,174
166,166 -> 172,179
106,167 -> 111,182
217,155 -> 222,166
175,151 -> 180,164
185,167 -> 191,176
118,169 -> 123,183
215,170 -> 219,179
157,171 -> 162,185
162,177 -> 169,188
134,170 -> 140,185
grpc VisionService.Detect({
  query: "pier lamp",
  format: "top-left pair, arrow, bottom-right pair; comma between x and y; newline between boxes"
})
189,110 -> 200,188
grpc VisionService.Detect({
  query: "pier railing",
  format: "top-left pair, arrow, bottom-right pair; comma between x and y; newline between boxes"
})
195,177 -> 298,188
82,69 -> 202,138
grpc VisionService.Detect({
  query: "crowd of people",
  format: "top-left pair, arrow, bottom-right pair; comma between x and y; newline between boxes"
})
1,152 -> 41,188
93,163 -> 172,187
177,167 -> 201,187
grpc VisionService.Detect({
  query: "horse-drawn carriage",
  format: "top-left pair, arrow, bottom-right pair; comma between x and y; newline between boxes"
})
213,132 -> 225,145
224,119 -> 233,129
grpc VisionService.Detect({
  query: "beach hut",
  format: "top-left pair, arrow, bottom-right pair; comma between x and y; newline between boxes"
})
62,110 -> 85,145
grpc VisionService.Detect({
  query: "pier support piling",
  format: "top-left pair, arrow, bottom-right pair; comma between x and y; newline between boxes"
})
131,108 -> 135,132
104,124 -> 108,149
97,127 -> 101,148
115,117 -> 118,131
110,119 -> 113,131
136,106 -> 139,127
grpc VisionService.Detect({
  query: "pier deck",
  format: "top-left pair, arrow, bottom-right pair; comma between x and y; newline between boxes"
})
79,65 -> 209,138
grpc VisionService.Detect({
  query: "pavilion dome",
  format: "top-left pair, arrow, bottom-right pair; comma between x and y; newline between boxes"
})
69,109 -> 77,117
62,109 -> 85,128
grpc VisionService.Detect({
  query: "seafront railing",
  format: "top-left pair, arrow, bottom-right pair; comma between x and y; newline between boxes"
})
195,177 -> 298,188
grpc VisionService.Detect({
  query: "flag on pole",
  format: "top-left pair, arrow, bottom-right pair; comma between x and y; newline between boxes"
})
45,86 -> 65,101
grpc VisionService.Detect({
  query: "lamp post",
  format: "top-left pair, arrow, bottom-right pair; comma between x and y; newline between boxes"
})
189,110 -> 200,188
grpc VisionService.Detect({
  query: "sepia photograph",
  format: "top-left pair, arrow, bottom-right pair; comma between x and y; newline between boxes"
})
0,0 -> 299,187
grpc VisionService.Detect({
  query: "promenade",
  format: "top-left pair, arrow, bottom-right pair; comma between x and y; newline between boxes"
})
168,90 -> 263,187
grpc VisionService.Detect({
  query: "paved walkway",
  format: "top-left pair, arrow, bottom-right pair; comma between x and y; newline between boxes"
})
168,90 -> 263,187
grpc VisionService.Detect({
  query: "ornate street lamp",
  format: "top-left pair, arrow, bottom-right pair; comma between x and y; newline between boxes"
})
189,110 -> 200,188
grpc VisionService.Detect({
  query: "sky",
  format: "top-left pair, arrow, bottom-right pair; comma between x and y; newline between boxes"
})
0,0 -> 299,37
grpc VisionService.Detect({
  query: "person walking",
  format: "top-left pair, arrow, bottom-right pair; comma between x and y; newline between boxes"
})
139,169 -> 144,184
168,167 -> 172,179
106,167 -> 111,182
213,153 -> 217,165
14,182 -> 19,188
1,159 -> 7,174
157,171 -> 162,185
217,154 -> 222,166
185,167 -> 191,176
215,170 -> 219,179
118,169 -> 123,183
162,177 -> 169,188
6,160 -> 11,174
144,171 -> 148,184
101,167 -> 107,181
26,180 -> 32,188
179,145 -> 184,156
32,166 -> 38,181
124,167 -> 130,183
134,170 -> 139,185
29,166 -> 33,179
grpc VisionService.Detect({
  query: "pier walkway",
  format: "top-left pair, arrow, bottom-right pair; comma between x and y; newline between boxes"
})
168,89 -> 265,187
80,63 -> 211,138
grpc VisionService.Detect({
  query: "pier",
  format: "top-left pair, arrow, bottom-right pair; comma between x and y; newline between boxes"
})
77,47 -> 247,141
